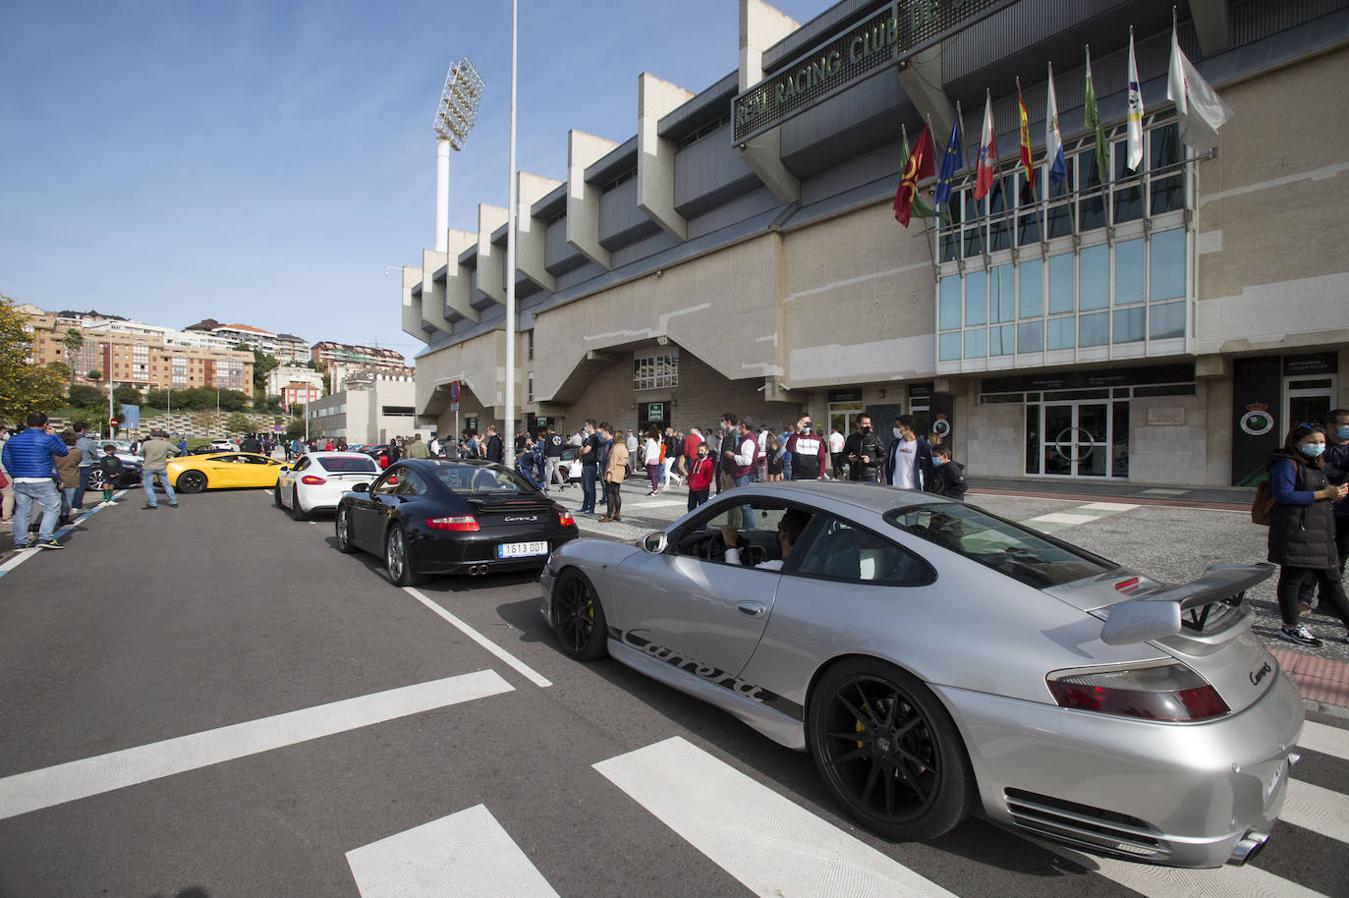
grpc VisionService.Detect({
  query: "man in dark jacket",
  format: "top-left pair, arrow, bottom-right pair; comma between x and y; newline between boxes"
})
483,425 -> 504,463
1308,408 -> 1349,610
784,414 -> 827,480
2,413 -> 69,550
240,433 -> 262,453
928,444 -> 967,500
844,415 -> 884,483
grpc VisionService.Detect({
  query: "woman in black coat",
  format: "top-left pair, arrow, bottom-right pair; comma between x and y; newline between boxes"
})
1267,423 -> 1349,647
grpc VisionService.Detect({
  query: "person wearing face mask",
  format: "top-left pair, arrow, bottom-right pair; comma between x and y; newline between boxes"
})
1305,408 -> 1349,610
844,415 -> 884,483
1266,423 -> 1349,647
885,414 -> 934,491
828,425 -> 845,479
784,415 -> 827,480
927,444 -> 967,500
685,440 -> 715,510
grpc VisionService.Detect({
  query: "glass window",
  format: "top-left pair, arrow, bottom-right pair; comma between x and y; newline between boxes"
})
1150,301 -> 1186,339
988,179 -> 1011,252
1025,403 -> 1041,475
317,455 -> 378,473
1046,156 -> 1074,239
963,191 -> 983,256
794,516 -> 933,585
430,463 -> 538,495
1047,316 -> 1075,350
964,328 -> 987,358
991,264 -> 1015,322
1079,244 -> 1109,310
1078,149 -> 1106,231
1079,312 -> 1108,346
1150,123 -> 1184,215
395,471 -> 428,497
673,500 -> 806,566
990,324 -> 1014,356
1112,400 -> 1130,479
1048,253 -> 1074,314
1017,320 -> 1043,353
1019,258 -> 1043,318
887,504 -> 1115,588
940,187 -> 963,262
1113,139 -> 1143,223
939,332 -> 962,361
1112,307 -> 1145,343
372,469 -> 400,496
1150,229 -> 1186,301
1017,171 -> 1042,245
939,275 -> 962,329
965,269 -> 987,325
1115,239 -> 1144,305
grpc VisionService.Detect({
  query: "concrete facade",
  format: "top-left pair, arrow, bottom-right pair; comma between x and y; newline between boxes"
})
403,0 -> 1349,485
306,374 -> 431,445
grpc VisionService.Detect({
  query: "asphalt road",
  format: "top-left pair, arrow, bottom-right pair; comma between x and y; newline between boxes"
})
0,488 -> 1346,898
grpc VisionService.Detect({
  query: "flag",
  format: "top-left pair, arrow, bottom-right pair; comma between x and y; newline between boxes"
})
1084,46 -> 1108,181
1126,29 -> 1144,171
894,123 -> 934,227
1016,79 -> 1036,196
934,118 -> 963,218
1045,62 -> 1066,189
1167,24 -> 1231,153
974,91 -> 996,200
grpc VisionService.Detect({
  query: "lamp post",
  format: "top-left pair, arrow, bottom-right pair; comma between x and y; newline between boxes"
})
503,0 -> 519,467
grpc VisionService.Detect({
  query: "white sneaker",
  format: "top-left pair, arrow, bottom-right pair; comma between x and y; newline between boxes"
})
1279,625 -> 1322,648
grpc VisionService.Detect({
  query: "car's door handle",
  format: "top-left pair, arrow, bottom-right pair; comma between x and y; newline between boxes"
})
736,601 -> 767,617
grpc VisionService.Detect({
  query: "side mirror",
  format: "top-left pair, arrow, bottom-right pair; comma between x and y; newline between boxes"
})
352,483 -> 370,493
279,466 -> 289,473
641,531 -> 668,554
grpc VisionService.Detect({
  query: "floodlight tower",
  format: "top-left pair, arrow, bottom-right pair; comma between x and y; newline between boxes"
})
432,58 -> 485,251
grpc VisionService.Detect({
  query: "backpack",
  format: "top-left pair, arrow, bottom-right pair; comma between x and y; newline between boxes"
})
1250,481 -> 1276,526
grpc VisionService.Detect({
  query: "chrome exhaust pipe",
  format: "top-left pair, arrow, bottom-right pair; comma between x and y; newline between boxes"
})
467,564 -> 488,576
1229,830 -> 1268,865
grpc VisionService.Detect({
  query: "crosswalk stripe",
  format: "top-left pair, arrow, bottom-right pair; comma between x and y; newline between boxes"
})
594,736 -> 958,898
1281,779 -> 1349,845
1299,720 -> 1349,761
1077,502 -> 1141,511
0,669 -> 513,821
1030,836 -> 1332,898
347,804 -> 559,898
1027,512 -> 1100,526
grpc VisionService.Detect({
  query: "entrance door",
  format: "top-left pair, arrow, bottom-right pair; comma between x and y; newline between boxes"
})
1284,375 -> 1336,432
1041,401 -> 1110,477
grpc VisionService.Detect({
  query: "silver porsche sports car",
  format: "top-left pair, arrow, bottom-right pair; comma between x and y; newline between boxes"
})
539,481 -> 1303,868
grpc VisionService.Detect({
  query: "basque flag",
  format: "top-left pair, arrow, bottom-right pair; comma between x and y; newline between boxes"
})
974,90 -> 996,200
1045,62 -> 1066,189
934,119 -> 963,218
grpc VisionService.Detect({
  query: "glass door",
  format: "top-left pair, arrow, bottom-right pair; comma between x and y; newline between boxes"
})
1284,376 -> 1336,433
1040,401 -> 1111,477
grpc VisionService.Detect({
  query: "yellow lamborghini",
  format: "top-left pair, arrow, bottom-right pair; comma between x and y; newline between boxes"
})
165,451 -> 284,493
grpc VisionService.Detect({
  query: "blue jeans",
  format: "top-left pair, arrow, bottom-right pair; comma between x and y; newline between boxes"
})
733,474 -> 755,528
13,480 -> 61,546
143,470 -> 176,507
580,465 -> 598,512
61,487 -> 76,520
73,465 -> 93,510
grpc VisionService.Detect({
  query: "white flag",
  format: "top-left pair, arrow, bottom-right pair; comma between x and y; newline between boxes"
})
1167,26 -> 1232,153
1126,30 -> 1144,171
1045,63 -> 1066,188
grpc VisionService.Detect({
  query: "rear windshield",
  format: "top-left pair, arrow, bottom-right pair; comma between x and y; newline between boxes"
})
885,504 -> 1115,589
430,464 -> 537,495
318,456 -> 377,473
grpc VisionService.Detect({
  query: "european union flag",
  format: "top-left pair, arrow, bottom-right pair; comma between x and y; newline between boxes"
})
933,120 -> 962,219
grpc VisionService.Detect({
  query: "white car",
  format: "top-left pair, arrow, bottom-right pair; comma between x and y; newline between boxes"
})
274,451 -> 380,520
208,439 -> 235,451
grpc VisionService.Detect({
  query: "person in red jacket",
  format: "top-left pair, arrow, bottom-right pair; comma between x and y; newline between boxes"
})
685,441 -> 715,511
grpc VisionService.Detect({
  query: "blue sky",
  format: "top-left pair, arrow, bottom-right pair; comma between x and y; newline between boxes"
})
0,0 -> 825,359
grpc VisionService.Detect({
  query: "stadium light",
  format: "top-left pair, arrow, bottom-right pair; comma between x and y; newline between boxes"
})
431,58 -> 485,252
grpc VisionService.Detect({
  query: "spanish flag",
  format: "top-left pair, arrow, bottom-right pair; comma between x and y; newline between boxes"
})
894,123 -> 934,227
1016,78 -> 1035,196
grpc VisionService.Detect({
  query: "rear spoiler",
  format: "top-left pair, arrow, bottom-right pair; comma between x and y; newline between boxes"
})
1100,562 -> 1274,646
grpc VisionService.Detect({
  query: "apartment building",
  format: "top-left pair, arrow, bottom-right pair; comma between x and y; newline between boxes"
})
265,365 -> 324,407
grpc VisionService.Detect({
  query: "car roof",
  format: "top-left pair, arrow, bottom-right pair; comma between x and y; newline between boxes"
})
730,480 -> 953,515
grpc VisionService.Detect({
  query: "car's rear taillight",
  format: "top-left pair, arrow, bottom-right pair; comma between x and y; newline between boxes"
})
300,475 -> 326,485
1046,662 -> 1229,722
556,509 -> 575,527
427,515 -> 479,532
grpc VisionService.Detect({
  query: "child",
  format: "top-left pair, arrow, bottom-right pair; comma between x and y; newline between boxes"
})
929,444 -> 967,501
99,444 -> 123,507
685,442 -> 715,511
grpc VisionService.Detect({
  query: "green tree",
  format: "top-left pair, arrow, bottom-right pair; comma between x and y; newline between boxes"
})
0,295 -> 68,421
68,384 -> 103,408
62,328 -> 83,388
217,389 -> 248,411
143,388 -> 168,409
113,384 -> 141,405
225,411 -> 252,434
86,369 -> 103,382
236,343 -> 279,396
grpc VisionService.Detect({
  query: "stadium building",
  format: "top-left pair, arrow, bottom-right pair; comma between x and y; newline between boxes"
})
403,0 -> 1349,486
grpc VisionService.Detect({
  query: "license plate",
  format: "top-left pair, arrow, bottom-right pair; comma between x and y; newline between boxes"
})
497,541 -> 549,559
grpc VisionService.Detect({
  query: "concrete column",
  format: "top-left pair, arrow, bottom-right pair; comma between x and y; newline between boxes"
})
475,203 -> 509,303
566,129 -> 619,269
400,266 -> 427,342
443,228 -> 478,323
420,249 -> 452,334
896,46 -> 955,142
738,0 -> 800,204
435,138 -> 450,252
637,73 -> 694,240
517,171 -> 563,291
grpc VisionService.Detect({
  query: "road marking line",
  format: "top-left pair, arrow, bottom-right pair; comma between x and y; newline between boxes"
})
403,587 -> 552,688
1030,836 -> 1329,898
1077,501 -> 1141,512
625,499 -> 687,509
1026,512 -> 1099,526
1300,720 -> 1349,761
0,489 -> 128,578
1282,779 -> 1349,845
0,670 -> 512,821
347,803 -> 559,898
594,737 -> 958,898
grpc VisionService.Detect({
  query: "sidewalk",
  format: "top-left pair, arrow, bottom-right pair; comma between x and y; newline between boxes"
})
970,477 -> 1254,511
1272,649 -> 1349,716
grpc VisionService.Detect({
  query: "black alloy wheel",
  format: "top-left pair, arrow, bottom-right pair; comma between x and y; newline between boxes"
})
807,658 -> 975,841
384,526 -> 424,587
335,506 -> 356,553
273,484 -> 283,507
177,471 -> 207,494
290,487 -> 306,521
552,570 -> 607,660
